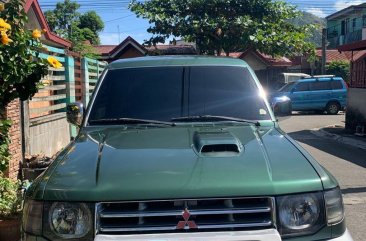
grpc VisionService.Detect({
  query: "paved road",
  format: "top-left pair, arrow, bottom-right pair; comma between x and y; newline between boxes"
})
278,112 -> 366,241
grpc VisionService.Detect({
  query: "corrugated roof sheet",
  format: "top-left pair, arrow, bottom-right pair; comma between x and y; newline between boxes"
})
316,49 -> 351,63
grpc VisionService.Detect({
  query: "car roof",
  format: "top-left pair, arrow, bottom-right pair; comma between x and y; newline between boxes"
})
107,56 -> 250,69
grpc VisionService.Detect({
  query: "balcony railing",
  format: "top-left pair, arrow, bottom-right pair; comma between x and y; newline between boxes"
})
327,29 -> 362,48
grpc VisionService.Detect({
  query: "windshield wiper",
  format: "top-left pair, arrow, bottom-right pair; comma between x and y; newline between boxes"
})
171,115 -> 260,126
88,118 -> 175,126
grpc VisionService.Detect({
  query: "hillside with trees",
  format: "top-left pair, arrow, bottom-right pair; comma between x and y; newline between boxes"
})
290,11 -> 326,48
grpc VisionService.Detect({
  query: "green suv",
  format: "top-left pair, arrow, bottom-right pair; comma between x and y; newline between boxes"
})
22,56 -> 353,241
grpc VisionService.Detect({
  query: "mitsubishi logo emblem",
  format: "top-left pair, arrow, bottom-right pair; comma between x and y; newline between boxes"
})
176,208 -> 198,229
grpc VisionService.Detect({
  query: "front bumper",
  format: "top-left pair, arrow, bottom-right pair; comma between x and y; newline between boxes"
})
93,229 -> 354,241
22,229 -> 354,241
94,229 -> 282,241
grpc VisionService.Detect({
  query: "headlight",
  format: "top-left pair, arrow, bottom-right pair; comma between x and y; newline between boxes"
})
43,202 -> 94,241
49,202 -> 91,238
276,192 -> 325,237
324,188 -> 344,225
276,96 -> 290,102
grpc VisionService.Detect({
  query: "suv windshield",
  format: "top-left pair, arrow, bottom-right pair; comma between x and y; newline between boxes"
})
88,66 -> 271,124
278,82 -> 296,92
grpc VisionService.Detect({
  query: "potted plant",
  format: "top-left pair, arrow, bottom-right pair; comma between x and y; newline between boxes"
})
0,174 -> 22,241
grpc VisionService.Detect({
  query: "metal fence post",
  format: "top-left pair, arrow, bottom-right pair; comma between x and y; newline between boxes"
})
65,55 -> 76,103
65,55 -> 77,137
81,58 -> 90,107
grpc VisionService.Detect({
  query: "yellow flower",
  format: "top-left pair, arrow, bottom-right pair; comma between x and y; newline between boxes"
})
0,18 -> 11,31
0,3 -> 5,11
41,79 -> 52,86
47,56 -> 63,68
42,28 -> 47,33
32,29 -> 42,39
1,31 -> 13,45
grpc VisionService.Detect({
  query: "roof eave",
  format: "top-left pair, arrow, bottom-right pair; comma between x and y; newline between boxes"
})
326,6 -> 355,20
25,0 -> 72,48
338,40 -> 366,52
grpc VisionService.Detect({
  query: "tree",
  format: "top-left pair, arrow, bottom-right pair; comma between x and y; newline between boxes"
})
44,0 -> 80,39
130,0 -> 315,57
78,11 -> 104,35
45,0 -> 104,54
326,60 -> 350,83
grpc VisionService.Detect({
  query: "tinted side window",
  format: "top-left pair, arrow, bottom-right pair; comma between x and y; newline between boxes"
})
331,80 -> 343,90
89,67 -> 184,122
294,82 -> 310,92
311,81 -> 331,91
189,66 -> 270,120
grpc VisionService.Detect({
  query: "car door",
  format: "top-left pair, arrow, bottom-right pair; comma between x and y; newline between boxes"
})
308,80 -> 332,110
289,82 -> 311,110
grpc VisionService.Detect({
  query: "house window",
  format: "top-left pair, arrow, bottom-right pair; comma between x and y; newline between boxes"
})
341,20 -> 346,35
345,18 -> 350,33
353,18 -> 357,31
363,15 -> 366,27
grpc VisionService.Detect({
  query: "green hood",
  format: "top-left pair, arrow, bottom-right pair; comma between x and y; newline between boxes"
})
37,125 -> 329,201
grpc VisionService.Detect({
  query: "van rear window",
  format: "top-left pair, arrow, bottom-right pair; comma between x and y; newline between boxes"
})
331,80 -> 343,90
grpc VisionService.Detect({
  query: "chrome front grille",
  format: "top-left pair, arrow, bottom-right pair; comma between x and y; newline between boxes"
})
96,197 -> 275,234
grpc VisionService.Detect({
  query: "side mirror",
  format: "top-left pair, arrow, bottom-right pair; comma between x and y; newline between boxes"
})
272,96 -> 292,116
66,102 -> 84,127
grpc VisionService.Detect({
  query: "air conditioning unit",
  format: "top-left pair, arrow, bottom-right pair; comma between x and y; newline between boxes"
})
362,28 -> 366,40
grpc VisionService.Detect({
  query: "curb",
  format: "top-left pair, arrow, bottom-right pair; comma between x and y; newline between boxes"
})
311,126 -> 366,151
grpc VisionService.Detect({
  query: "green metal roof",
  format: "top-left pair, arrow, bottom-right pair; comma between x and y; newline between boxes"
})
107,56 -> 250,69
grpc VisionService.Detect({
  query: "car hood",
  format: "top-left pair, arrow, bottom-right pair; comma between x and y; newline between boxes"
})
38,125 -> 325,201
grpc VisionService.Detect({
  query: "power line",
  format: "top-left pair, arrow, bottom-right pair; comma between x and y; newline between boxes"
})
105,14 -> 135,23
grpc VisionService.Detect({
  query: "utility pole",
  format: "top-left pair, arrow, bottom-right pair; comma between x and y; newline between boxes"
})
321,28 -> 327,75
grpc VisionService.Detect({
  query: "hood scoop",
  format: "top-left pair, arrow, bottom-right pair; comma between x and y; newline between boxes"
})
193,131 -> 243,157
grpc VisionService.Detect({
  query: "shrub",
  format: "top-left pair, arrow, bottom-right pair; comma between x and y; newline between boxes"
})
326,60 -> 350,83
0,120 -> 11,172
0,176 -> 21,218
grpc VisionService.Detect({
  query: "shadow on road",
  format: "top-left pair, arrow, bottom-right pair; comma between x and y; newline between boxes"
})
287,130 -> 366,169
277,111 -> 346,122
342,186 -> 366,195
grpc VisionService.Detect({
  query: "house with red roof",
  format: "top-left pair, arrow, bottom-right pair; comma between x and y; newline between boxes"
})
25,0 -> 71,48
94,36 -> 197,62
226,50 -> 293,89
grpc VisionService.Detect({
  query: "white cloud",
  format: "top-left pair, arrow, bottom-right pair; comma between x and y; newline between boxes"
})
306,8 -> 327,18
334,0 -> 364,11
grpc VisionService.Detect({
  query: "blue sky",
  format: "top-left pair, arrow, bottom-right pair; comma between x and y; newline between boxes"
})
38,0 -> 365,45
